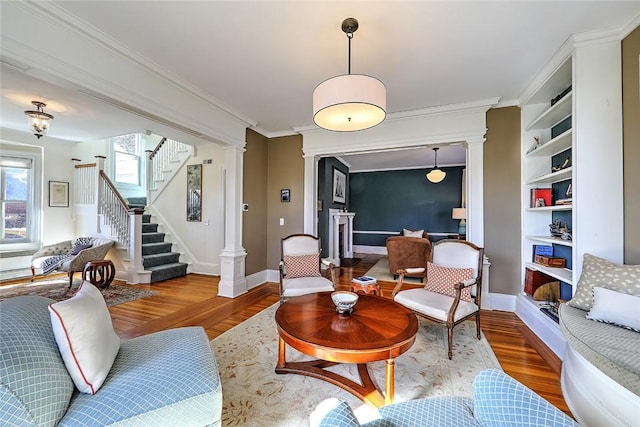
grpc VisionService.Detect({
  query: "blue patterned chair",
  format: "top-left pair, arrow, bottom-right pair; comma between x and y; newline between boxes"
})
0,296 -> 222,426
310,369 -> 578,427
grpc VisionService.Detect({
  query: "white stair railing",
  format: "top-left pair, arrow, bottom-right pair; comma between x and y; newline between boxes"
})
146,138 -> 193,203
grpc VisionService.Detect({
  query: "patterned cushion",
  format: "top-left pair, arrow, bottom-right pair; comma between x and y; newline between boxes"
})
49,282 -> 121,394
569,253 -> 640,311
376,396 -> 476,427
284,254 -> 321,279
424,262 -> 473,302
312,398 -> 360,427
0,296 -> 74,427
58,327 -> 222,426
473,369 -> 578,427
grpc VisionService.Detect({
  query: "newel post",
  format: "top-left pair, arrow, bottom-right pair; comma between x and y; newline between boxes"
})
94,156 -> 106,234
127,207 -> 148,284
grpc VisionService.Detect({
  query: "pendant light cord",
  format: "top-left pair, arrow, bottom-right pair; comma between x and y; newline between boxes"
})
347,32 -> 353,75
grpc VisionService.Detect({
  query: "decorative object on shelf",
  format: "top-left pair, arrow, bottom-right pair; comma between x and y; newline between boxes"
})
426,147 -> 446,183
549,219 -> 571,240
524,267 -> 554,297
534,255 -> 567,268
451,208 -> 466,235
24,100 -> 54,139
331,291 -> 359,315
532,245 -> 553,261
280,188 -> 290,202
313,17 -> 386,132
526,136 -> 544,154
533,281 -> 560,302
530,188 -> 552,207
552,157 -> 571,172
565,183 -> 572,198
550,85 -> 572,106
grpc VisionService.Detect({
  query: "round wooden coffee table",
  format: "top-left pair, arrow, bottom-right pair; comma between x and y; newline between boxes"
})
275,292 -> 418,407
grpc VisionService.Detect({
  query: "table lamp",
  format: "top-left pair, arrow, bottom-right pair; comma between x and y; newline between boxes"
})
452,208 -> 467,236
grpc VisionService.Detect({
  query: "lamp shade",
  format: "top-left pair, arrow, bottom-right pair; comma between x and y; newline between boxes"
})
313,74 -> 386,132
426,169 -> 446,183
24,101 -> 54,139
452,208 -> 467,220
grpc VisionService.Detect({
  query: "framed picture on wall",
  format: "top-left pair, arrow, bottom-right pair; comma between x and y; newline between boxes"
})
332,167 -> 346,204
186,164 -> 202,222
280,188 -> 290,202
49,181 -> 69,207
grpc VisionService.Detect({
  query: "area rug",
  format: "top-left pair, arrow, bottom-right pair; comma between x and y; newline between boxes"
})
363,257 -> 423,283
212,303 -> 501,426
0,278 -> 158,307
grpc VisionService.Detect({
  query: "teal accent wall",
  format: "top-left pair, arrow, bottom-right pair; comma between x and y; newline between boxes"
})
318,158 -> 349,257
350,167 -> 465,247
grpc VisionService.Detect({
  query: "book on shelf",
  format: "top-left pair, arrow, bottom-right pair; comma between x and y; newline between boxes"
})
532,244 -> 553,261
352,275 -> 377,285
554,198 -> 572,206
530,188 -> 552,208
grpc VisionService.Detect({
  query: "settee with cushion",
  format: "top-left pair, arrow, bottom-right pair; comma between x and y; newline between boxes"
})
310,369 -> 578,427
558,253 -> 640,427
386,230 -> 431,280
31,237 -> 115,286
0,292 -> 222,426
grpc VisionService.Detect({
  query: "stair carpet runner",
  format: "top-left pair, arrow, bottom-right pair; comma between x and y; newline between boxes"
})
128,197 -> 188,283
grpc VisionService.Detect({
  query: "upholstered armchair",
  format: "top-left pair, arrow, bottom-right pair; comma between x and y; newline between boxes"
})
31,237 -> 116,287
392,239 -> 484,359
386,236 -> 432,281
279,234 -> 337,302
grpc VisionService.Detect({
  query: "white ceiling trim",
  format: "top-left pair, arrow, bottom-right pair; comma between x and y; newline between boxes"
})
2,1 -> 251,147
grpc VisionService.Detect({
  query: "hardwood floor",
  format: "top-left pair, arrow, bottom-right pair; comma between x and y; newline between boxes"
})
6,253 -> 571,416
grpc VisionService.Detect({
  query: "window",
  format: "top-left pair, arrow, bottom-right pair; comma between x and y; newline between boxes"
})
1,156 -> 32,243
112,133 -> 141,185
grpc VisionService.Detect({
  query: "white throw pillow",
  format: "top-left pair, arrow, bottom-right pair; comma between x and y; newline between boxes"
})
49,282 -> 120,394
403,228 -> 424,237
586,286 -> 640,332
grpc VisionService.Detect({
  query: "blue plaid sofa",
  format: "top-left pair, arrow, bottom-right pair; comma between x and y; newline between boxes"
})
311,369 -> 578,427
0,296 -> 222,426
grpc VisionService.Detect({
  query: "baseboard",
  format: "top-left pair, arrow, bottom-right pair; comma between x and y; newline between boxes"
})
488,292 -> 517,311
246,270 -> 269,290
353,245 -> 387,255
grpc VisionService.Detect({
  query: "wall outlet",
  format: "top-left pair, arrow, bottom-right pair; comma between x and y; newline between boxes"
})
203,159 -> 213,164
242,203 -> 249,211
279,218 -> 285,226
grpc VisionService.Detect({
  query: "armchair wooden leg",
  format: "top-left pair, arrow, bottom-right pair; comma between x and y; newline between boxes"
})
30,266 -> 35,282
447,327 -> 453,360
68,272 -> 74,289
476,313 -> 481,340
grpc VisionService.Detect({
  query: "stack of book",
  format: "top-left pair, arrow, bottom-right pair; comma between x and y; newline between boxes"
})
352,275 -> 377,285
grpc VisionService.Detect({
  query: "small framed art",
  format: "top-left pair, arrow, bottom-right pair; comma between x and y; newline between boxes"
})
280,189 -> 290,202
49,181 -> 69,207
332,167 -> 346,204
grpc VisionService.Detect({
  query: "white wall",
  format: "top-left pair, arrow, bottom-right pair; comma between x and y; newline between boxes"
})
1,128 -> 77,271
153,143 -> 225,275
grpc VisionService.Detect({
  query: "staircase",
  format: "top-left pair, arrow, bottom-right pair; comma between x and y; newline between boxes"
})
128,197 -> 188,283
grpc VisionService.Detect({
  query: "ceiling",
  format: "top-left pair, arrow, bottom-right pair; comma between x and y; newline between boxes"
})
2,1 -> 639,170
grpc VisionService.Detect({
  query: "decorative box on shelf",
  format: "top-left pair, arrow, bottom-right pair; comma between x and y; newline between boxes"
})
534,255 -> 567,268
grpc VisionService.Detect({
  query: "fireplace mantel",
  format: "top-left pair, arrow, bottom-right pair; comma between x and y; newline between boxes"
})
327,209 -> 355,267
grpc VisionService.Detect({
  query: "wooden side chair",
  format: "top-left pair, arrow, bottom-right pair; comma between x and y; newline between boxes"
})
392,239 -> 484,359
279,234 -> 337,303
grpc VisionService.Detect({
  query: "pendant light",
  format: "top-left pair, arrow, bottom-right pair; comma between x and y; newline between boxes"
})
426,148 -> 446,183
24,101 -> 54,139
313,18 -> 386,132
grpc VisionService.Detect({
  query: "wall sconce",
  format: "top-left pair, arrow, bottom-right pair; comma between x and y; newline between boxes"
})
452,207 -> 467,236
24,101 -> 54,139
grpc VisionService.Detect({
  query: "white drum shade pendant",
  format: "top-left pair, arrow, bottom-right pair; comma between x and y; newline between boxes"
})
313,18 -> 386,132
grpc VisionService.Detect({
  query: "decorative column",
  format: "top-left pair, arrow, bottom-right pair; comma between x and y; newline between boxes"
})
465,137 -> 485,247
303,155 -> 319,235
346,214 -> 355,258
218,145 -> 248,297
